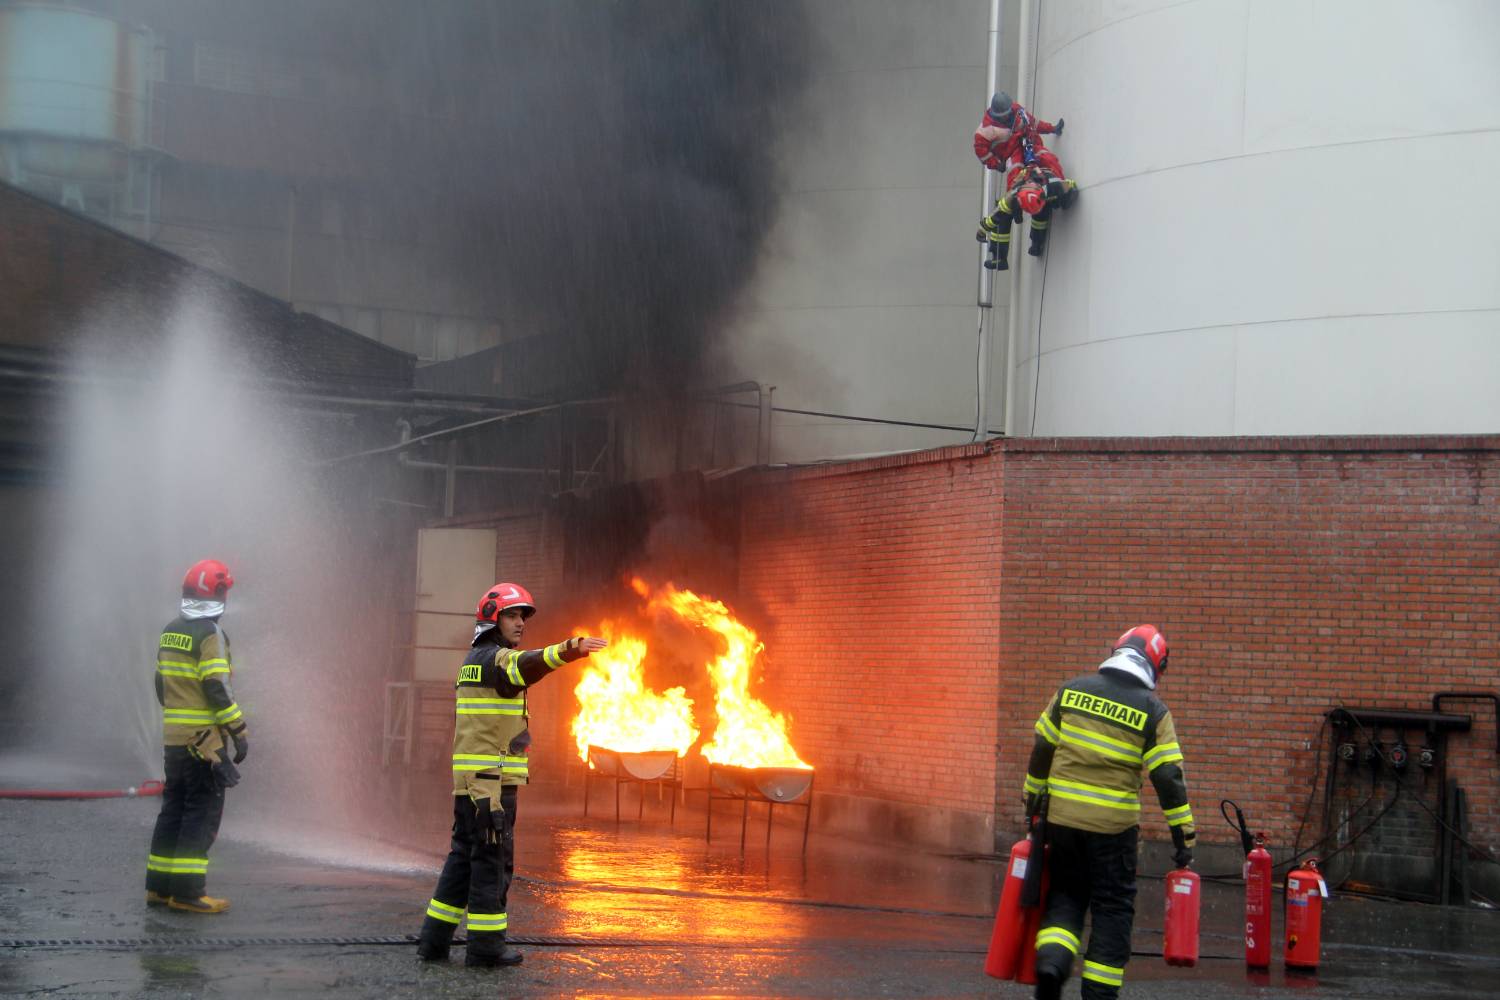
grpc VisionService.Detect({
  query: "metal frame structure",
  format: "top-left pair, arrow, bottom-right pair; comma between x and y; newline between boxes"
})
581,746 -> 684,824
700,763 -> 814,855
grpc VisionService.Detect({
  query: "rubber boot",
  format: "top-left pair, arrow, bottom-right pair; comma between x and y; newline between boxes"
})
984,238 -> 1010,271
416,916 -> 456,962
1034,968 -> 1064,1000
168,895 -> 230,914
465,931 -> 523,967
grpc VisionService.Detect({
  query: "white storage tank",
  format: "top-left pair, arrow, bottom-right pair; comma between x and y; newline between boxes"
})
1013,0 -> 1500,436
0,2 -> 154,218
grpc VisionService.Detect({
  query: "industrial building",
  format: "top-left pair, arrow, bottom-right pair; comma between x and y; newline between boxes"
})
1,0 -> 505,362
1,0 -> 1495,911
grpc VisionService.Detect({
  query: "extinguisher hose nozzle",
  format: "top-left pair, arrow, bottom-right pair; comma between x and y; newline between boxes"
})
1222,799 -> 1256,856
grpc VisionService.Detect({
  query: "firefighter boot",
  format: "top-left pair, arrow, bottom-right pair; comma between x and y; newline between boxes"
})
146,891 -> 171,907
978,216 -> 1011,270
465,931 -> 523,967
168,895 -> 230,914
1033,969 -> 1064,1000
1027,227 -> 1048,258
416,916 -> 457,962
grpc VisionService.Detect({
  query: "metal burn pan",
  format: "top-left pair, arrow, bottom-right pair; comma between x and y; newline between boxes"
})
587,745 -> 678,781
705,763 -> 816,854
583,745 -> 684,825
709,763 -> 815,803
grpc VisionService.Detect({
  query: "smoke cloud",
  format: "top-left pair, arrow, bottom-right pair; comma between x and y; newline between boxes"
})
98,0 -> 813,394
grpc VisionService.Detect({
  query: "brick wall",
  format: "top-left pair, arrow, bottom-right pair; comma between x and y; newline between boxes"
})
735,436 -> 1500,857
998,437 -> 1499,857
738,444 -> 1004,846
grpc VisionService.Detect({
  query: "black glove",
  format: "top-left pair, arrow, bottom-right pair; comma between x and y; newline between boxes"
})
212,758 -> 241,790
1053,117 -> 1065,136
227,724 -> 249,765
1173,846 -> 1194,869
474,795 -> 509,844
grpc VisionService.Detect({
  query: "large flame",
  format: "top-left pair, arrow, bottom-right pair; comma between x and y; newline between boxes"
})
571,621 -> 698,762
650,584 -> 810,770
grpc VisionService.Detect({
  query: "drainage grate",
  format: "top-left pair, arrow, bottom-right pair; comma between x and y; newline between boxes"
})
0,934 -> 804,952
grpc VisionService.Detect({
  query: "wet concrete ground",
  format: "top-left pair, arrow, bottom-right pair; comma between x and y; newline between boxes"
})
1,787 -> 1497,998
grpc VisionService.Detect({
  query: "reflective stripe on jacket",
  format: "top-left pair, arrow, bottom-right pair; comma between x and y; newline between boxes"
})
156,617 -> 242,747
1023,669 -> 1194,845
449,639 -> 577,795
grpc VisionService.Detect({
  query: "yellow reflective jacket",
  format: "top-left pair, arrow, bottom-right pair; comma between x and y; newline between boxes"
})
449,635 -> 583,795
155,616 -> 245,748
1023,665 -> 1195,849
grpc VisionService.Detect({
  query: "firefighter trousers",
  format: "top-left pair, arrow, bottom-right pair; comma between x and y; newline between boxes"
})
983,201 -> 1052,262
146,746 -> 225,900
1034,823 -> 1137,999
418,786 -> 518,958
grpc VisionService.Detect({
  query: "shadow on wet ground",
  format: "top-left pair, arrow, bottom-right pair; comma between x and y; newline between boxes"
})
1,786 -> 1496,998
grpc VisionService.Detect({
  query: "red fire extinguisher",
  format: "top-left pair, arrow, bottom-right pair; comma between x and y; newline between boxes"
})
1244,833 -> 1272,968
1285,859 -> 1327,970
1163,866 -> 1200,966
984,805 -> 1048,981
984,831 -> 1036,979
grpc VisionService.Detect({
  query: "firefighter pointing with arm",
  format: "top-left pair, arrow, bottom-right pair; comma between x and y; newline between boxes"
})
1023,626 -> 1195,1000
417,582 -> 606,967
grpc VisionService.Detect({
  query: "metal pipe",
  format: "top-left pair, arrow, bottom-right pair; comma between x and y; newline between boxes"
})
1003,0 -> 1034,438
393,420 -> 553,475
285,185 -> 296,302
0,364 -> 523,416
720,399 -> 1003,435
443,440 -> 458,517
974,0 -> 1003,441
317,398 -> 609,466
1431,692 -> 1500,754
756,385 -> 775,465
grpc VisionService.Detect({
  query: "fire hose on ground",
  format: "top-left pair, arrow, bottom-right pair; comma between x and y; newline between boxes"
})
0,780 -> 163,800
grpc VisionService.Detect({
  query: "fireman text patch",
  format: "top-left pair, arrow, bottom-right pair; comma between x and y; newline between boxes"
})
1060,689 -> 1147,731
160,632 -> 194,652
458,663 -> 483,684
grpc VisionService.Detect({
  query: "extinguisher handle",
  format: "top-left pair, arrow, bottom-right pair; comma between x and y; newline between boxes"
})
1020,796 -> 1048,908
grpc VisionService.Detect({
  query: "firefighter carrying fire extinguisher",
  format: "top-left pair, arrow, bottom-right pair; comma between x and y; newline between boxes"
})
1021,625 -> 1196,1000
416,582 -> 607,967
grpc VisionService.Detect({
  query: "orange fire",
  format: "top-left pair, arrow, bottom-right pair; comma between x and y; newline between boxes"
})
649,584 -> 811,770
570,621 -> 698,763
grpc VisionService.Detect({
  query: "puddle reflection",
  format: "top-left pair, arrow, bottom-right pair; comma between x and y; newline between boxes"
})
553,827 -> 808,945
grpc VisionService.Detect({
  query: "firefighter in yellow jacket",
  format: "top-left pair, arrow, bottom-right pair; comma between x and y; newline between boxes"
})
417,582 -> 606,967
1023,625 -> 1195,1000
145,559 -> 249,914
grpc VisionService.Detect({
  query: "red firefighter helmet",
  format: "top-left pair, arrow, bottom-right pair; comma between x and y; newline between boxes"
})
476,582 -> 536,623
182,559 -> 234,599
1114,624 -> 1169,676
1017,185 -> 1047,215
